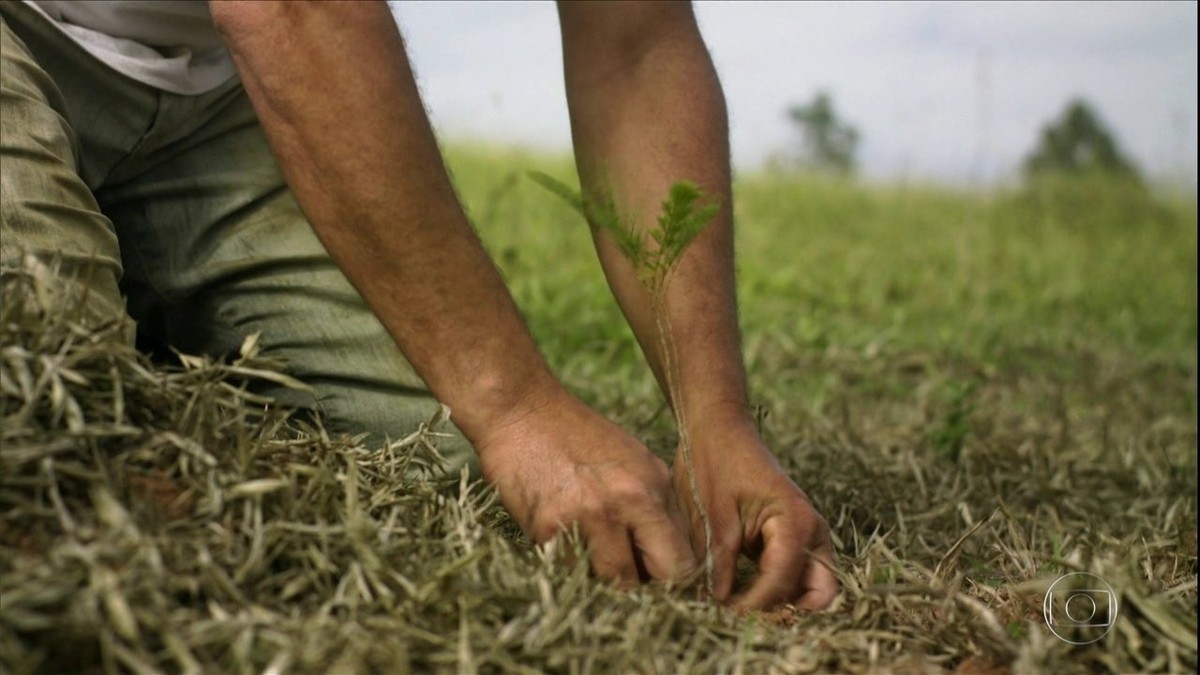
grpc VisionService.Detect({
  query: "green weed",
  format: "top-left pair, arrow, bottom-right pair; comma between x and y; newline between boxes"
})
925,379 -> 979,463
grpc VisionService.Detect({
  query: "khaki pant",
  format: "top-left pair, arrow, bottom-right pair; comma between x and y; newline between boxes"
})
0,2 -> 475,474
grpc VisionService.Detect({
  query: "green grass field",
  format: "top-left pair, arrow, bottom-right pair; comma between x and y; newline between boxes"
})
451,144 -> 1198,670
2,143 -> 1195,673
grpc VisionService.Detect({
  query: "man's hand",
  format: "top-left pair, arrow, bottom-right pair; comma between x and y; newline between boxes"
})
475,393 -> 697,587
677,412 -> 838,611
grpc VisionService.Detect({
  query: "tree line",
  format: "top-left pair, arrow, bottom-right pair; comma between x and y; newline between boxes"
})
782,91 -> 1143,183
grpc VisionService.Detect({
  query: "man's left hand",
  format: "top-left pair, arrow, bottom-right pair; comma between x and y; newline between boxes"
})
673,411 -> 839,612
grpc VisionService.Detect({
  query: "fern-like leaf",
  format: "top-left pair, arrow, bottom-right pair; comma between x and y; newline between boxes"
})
528,173 -> 719,292
526,171 -> 586,218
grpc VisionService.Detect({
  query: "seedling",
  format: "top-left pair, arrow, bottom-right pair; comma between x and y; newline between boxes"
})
529,171 -> 720,595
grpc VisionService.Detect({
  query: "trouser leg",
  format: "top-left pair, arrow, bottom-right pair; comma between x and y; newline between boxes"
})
92,63 -> 476,476
0,10 -> 130,334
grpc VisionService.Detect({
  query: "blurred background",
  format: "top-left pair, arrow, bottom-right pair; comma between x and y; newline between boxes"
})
389,0 -> 1197,195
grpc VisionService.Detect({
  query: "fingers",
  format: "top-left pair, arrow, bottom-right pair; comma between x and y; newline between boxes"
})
794,541 -> 839,611
710,525 -> 741,603
674,461 -> 737,599
629,506 -> 698,583
582,519 -> 641,588
729,516 -> 806,611
730,513 -> 839,612
578,478 -> 700,583
547,514 -> 694,590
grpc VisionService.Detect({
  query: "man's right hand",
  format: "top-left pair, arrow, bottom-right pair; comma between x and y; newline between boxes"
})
475,393 -> 697,587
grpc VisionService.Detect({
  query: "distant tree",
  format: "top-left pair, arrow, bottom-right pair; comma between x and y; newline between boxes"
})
1023,99 -> 1141,181
785,91 -> 860,175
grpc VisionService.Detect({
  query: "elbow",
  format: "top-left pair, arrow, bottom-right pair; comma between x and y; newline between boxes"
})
209,1 -> 302,55
209,1 -> 393,49
209,1 -> 275,40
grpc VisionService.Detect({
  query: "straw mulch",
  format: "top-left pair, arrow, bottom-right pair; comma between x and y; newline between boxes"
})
1,262 -> 1196,674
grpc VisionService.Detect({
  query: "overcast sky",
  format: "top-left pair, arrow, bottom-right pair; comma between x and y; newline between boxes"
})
389,1 -> 1198,188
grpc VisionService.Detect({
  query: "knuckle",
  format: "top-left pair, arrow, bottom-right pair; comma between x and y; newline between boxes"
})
784,491 -> 816,513
531,505 -> 578,541
717,528 -> 743,555
610,474 -> 657,504
813,512 -> 832,535
576,498 -> 608,523
783,496 -> 821,527
589,474 -> 655,516
530,515 -> 564,543
649,455 -> 672,480
570,493 -> 616,526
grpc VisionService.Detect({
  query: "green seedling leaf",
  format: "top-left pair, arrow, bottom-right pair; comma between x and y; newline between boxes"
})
657,181 -> 720,270
526,170 -> 646,269
526,171 -> 587,219
528,173 -> 720,295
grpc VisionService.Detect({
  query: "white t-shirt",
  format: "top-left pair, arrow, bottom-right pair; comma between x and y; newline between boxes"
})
23,0 -> 236,94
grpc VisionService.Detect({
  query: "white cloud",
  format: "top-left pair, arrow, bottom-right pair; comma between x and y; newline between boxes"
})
390,1 -> 1197,186
391,1 -> 570,150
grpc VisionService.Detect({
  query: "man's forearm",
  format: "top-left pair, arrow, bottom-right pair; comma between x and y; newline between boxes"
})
210,1 -> 562,443
559,3 -> 750,427
556,5 -> 838,611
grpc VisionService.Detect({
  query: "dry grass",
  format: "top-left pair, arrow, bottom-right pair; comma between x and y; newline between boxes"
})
2,169 -> 1197,673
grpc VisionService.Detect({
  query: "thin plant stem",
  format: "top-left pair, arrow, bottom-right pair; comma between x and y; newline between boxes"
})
653,278 -> 714,598
527,171 -> 719,596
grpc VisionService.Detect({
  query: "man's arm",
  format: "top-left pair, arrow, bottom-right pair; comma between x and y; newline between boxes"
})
557,1 -> 838,610
208,0 -> 695,584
